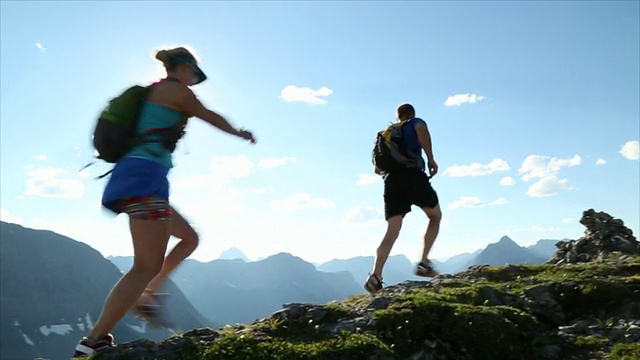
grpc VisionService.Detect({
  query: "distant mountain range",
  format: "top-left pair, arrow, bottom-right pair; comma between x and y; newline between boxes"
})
0,221 -> 211,360
109,253 -> 362,326
217,247 -> 250,262
465,236 -> 548,268
109,235 -> 562,326
317,254 -> 423,286
313,236 -> 562,287
1,219 -> 564,360
527,239 -> 567,259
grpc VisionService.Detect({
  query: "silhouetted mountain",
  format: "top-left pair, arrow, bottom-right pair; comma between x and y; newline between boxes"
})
109,252 -> 362,326
316,237 -> 554,282
317,254 -> 426,285
316,252 -> 489,282
466,235 -> 547,268
433,249 -> 483,274
0,222 -> 210,360
217,247 -> 250,262
527,239 -> 565,259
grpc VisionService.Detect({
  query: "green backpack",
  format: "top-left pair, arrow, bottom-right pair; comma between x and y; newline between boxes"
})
83,80 -> 188,178
92,85 -> 151,164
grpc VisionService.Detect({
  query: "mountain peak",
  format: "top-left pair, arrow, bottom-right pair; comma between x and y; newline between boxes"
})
498,235 -> 516,245
218,247 -> 249,262
263,252 -> 301,263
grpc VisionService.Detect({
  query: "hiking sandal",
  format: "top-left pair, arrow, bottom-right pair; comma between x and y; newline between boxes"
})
364,273 -> 384,294
415,261 -> 439,278
131,291 -> 172,328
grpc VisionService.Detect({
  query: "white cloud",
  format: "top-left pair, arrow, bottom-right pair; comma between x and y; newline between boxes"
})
356,173 -> 379,186
595,158 -> 606,165
444,158 -> 509,177
518,154 -> 581,197
210,155 -> 255,180
175,154 -> 294,192
562,218 -> 573,223
447,196 -> 507,210
24,167 -> 85,198
444,93 -> 484,107
169,155 -> 259,225
619,140 -> 639,160
270,193 -> 334,211
499,176 -> 516,186
35,155 -> 47,161
343,206 -> 384,226
0,209 -> 23,224
280,85 -> 333,105
35,42 -> 46,52
258,157 -> 297,168
518,154 -> 581,181
526,176 -> 572,197
175,155 -> 256,191
244,187 -> 274,194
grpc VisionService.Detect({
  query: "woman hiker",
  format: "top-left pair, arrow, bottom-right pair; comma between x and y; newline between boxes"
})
73,46 -> 256,357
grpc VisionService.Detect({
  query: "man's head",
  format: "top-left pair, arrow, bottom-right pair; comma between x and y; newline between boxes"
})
396,103 -> 416,121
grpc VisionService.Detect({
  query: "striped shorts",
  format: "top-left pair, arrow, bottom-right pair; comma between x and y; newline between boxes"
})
113,195 -> 172,221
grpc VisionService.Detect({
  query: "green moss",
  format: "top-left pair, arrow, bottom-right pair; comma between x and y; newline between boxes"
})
202,331 -> 394,360
610,343 -> 640,360
372,289 -> 544,360
437,284 -> 513,306
321,302 -> 353,322
473,256 -> 640,286
551,279 -> 635,320
574,335 -> 609,349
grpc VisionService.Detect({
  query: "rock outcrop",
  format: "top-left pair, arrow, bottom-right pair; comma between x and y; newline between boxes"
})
547,209 -> 639,265
85,210 -> 640,360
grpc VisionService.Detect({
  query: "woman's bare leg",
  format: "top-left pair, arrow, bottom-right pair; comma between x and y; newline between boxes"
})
87,217 -> 170,341
145,206 -> 199,293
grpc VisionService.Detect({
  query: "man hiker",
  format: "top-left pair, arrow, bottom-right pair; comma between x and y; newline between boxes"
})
364,103 -> 442,293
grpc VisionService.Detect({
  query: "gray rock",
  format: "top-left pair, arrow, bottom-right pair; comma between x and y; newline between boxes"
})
558,320 -> 589,334
607,327 -> 626,342
547,209 -> 639,265
273,302 -> 309,320
306,307 -> 328,323
522,285 -> 565,325
369,296 -> 393,310
477,285 -> 503,306
541,344 -> 561,359
93,335 -> 203,360
328,319 -> 356,333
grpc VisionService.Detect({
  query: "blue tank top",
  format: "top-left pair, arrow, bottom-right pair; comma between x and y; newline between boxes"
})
125,101 -> 184,169
402,117 -> 426,153
401,117 -> 427,171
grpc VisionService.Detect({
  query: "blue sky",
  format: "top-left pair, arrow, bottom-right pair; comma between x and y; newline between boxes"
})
1,1 -> 638,264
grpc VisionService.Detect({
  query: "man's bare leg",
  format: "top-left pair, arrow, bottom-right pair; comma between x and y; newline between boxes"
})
365,214 -> 404,293
372,214 -> 404,278
420,204 -> 442,265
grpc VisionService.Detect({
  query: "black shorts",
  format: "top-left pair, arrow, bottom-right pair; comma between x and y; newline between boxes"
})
384,168 -> 439,220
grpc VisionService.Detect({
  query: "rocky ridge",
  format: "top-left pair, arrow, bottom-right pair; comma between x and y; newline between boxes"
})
87,209 -> 640,360
547,208 -> 639,265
